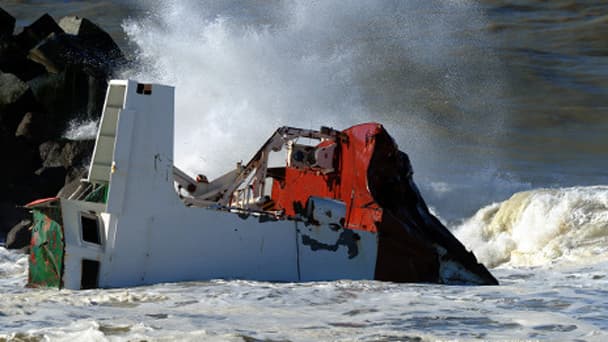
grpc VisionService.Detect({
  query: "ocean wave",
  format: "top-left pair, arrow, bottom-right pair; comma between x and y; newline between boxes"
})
454,185 -> 608,268
0,247 -> 28,278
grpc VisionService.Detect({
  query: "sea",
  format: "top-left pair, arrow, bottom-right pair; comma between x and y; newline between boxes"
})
1,0 -> 607,340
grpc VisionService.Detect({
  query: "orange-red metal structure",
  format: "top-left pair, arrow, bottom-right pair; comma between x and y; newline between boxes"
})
271,123 -> 384,232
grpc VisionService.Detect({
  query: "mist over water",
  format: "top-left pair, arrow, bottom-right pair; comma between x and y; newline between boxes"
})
122,0 -> 512,220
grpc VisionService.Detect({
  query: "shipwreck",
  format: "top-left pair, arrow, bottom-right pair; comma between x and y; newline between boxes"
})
26,80 -> 498,289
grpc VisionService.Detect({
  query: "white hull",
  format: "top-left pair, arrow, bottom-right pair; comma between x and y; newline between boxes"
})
27,80 -> 497,289
40,81 -> 376,289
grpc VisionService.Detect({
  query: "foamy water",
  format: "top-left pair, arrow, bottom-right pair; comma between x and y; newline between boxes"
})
455,186 -> 608,268
2,186 -> 608,340
1,245 -> 607,340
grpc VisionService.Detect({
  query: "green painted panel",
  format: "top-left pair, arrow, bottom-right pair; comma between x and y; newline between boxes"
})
27,207 -> 64,288
84,183 -> 108,203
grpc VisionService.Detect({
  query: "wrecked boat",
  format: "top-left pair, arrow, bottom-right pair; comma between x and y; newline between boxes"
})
26,80 -> 498,289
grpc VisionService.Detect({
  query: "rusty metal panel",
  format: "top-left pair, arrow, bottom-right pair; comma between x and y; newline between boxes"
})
28,208 -> 64,288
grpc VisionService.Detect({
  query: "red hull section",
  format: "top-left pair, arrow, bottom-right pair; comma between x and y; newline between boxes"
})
272,123 -> 498,285
272,123 -> 383,233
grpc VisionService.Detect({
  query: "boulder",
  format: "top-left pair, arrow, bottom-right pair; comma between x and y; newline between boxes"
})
0,7 -> 15,37
27,33 -> 64,74
0,202 -> 30,243
59,16 -> 124,63
0,136 -> 43,199
0,36 -> 23,60
61,140 -> 95,168
6,219 -> 31,252
15,13 -> 63,51
0,72 -> 37,133
57,167 -> 88,198
28,65 -> 106,130
29,32 -> 121,77
38,139 -> 94,170
0,38 -> 47,81
33,139 -> 94,199
0,12 -> 123,241
28,68 -> 84,131
33,166 -> 67,196
38,140 -> 66,169
15,112 -> 50,143
0,72 -> 29,108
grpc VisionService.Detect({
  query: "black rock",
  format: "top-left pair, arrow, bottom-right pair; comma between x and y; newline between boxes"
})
31,166 -> 66,201
38,140 -> 65,169
0,12 -> 122,238
0,202 -> 30,243
32,139 -> 94,201
61,140 -> 95,168
15,111 -> 36,138
0,35 -> 23,59
38,139 -> 94,171
0,37 -> 47,81
15,13 -> 63,51
0,72 -> 29,108
0,136 -> 42,199
59,16 -> 124,64
6,219 -> 31,252
58,167 -> 88,198
0,9 -> 125,239
27,67 -> 89,133
0,7 -> 15,37
15,112 -> 51,143
29,32 -> 121,77
0,72 -> 37,133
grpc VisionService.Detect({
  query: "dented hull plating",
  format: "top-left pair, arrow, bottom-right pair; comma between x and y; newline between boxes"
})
27,80 -> 497,290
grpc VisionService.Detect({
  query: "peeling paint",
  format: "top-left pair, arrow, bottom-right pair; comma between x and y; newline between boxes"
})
301,229 -> 359,259
28,207 -> 64,288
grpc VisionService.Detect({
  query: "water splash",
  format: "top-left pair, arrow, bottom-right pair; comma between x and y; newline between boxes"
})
63,119 -> 99,141
121,0 -> 506,183
455,186 -> 608,268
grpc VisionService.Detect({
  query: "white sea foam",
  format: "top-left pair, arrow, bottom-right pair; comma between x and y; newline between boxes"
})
454,186 -> 608,268
1,246 -> 606,340
63,119 -> 100,141
0,246 -> 27,278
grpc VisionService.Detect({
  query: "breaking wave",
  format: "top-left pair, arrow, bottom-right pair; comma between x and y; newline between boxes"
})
0,247 -> 27,278
121,0 -> 505,180
454,186 -> 608,268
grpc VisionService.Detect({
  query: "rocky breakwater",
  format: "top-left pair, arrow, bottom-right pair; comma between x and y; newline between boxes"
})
0,7 -> 126,250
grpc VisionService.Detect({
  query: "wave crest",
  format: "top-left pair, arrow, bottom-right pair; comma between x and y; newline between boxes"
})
454,186 -> 608,268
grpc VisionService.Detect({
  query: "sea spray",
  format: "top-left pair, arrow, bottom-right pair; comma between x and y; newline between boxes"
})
121,0 -> 507,193
63,118 -> 100,141
454,185 -> 608,268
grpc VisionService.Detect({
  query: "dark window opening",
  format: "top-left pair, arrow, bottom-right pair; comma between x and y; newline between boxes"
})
136,83 -> 152,95
81,259 -> 100,289
81,214 -> 101,245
